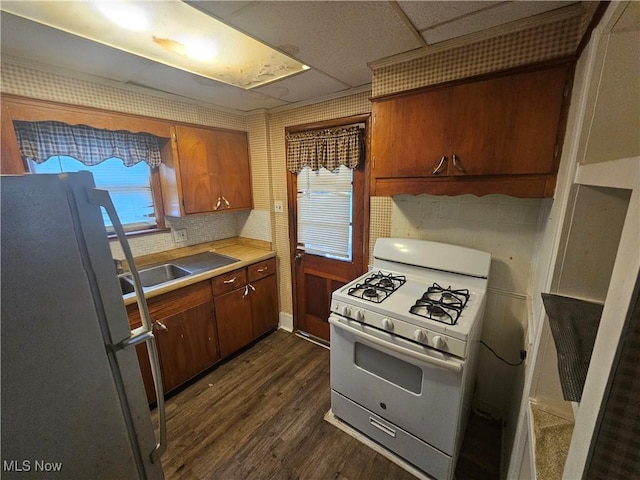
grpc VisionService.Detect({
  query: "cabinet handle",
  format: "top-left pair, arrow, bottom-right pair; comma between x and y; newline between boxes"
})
242,283 -> 256,299
452,154 -> 466,174
222,196 -> 230,208
223,277 -> 237,284
432,155 -> 447,175
156,321 -> 168,331
257,266 -> 268,273
215,197 -> 222,210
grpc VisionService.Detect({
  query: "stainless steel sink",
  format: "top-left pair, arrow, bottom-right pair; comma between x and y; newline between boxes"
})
119,263 -> 192,293
118,276 -> 135,295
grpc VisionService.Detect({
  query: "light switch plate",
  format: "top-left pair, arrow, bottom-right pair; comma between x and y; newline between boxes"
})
274,201 -> 283,213
173,229 -> 188,242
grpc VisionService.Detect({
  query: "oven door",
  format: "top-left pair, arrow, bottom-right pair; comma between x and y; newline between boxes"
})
329,314 -> 464,455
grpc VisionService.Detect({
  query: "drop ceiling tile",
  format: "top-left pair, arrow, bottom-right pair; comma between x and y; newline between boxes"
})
423,1 -> 577,44
0,12 -> 152,82
186,1 -> 254,21
127,64 -> 287,111
398,1 -> 501,30
203,1 -> 423,87
253,69 -> 351,103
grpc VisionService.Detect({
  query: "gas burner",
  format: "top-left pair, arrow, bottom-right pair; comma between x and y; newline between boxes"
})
363,288 -> 379,298
426,304 -> 446,317
409,283 -> 470,325
423,283 -> 470,308
363,271 -> 407,291
348,271 -> 406,303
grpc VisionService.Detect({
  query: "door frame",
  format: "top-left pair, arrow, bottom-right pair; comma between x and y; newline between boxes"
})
286,114 -> 371,338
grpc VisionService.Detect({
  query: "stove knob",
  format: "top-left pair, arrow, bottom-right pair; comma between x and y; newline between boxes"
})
355,310 -> 365,321
413,329 -> 426,342
382,318 -> 394,331
342,306 -> 351,317
432,335 -> 445,349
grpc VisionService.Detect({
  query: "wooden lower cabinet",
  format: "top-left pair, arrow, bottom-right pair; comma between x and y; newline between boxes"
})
153,302 -> 219,392
251,274 -> 279,338
214,258 -> 279,359
128,258 -> 278,403
127,281 -> 219,402
214,286 -> 254,358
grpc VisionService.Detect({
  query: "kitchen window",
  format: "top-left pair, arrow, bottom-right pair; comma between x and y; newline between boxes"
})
30,155 -> 159,233
13,120 -> 165,234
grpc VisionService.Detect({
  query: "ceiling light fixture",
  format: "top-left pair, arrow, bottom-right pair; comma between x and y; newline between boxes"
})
1,0 -> 309,89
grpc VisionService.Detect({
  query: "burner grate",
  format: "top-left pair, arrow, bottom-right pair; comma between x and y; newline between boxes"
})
409,283 -> 470,325
347,271 -> 406,303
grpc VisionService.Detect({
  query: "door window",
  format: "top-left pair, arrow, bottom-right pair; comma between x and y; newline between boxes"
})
297,165 -> 353,261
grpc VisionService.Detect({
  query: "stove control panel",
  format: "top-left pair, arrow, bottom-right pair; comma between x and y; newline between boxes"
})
331,300 -> 467,358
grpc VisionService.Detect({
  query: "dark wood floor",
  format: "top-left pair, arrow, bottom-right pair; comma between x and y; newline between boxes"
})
154,330 -> 501,480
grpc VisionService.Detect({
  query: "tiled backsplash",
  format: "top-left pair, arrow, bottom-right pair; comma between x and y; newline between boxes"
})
109,209 -> 271,260
390,194 -> 543,294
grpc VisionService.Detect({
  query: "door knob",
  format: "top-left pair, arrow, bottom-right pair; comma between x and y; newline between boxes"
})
295,252 -> 304,261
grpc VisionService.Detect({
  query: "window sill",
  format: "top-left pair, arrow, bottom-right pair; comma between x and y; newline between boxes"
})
107,227 -> 170,240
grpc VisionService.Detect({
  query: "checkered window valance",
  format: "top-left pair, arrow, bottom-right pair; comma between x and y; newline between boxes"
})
286,126 -> 363,174
13,120 -> 162,167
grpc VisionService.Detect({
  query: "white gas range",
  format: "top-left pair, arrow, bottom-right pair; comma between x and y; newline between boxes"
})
329,238 -> 491,480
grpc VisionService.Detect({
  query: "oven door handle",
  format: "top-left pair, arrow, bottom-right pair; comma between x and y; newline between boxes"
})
329,316 -> 463,373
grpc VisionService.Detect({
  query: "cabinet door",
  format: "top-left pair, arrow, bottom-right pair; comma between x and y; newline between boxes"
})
153,302 -> 219,392
250,274 -> 279,339
371,87 -> 451,178
174,125 -> 217,214
213,129 -> 252,211
449,66 -> 568,176
214,286 -> 253,358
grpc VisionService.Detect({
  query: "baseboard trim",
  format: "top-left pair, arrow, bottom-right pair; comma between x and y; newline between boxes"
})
279,311 -> 293,332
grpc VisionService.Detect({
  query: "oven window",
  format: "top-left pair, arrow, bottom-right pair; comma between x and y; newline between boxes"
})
354,342 -> 422,394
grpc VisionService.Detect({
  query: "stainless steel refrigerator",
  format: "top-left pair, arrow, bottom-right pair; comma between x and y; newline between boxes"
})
1,172 -> 166,479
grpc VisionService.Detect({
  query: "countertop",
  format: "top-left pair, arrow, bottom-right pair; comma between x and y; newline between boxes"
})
121,238 -> 275,306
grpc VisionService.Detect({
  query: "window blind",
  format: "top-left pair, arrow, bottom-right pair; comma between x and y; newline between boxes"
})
297,165 -> 353,261
31,156 -> 155,232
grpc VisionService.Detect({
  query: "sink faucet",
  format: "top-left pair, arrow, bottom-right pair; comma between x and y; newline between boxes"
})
114,259 -> 124,274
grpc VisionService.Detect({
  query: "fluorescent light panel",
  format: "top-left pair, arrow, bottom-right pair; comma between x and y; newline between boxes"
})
1,0 -> 309,89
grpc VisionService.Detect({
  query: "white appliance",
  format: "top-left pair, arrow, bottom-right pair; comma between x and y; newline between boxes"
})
1,173 -> 165,479
329,238 -> 491,480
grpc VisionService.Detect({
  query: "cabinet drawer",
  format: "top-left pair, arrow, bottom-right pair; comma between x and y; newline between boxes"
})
212,267 -> 247,296
248,258 -> 276,282
127,280 -> 212,325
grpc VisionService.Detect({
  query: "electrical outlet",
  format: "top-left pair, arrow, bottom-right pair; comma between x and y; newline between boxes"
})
274,201 -> 283,213
173,229 -> 188,243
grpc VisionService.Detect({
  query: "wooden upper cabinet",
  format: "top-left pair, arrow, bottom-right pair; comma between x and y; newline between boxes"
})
370,63 -> 571,197
167,124 -> 252,215
371,87 -> 451,178
449,66 -> 568,176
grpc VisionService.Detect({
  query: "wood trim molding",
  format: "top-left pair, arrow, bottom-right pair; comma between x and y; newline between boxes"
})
1,93 -> 173,137
285,114 -> 370,134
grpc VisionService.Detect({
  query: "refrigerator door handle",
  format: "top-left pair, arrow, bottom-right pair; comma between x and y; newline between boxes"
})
87,188 -> 167,462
